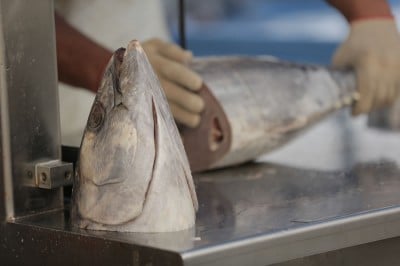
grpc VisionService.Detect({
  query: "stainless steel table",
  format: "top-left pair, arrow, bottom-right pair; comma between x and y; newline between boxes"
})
2,110 -> 400,265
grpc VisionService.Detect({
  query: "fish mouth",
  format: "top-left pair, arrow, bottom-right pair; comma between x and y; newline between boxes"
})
112,48 -> 126,108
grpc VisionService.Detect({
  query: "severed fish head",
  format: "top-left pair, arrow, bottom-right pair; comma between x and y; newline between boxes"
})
72,40 -> 198,232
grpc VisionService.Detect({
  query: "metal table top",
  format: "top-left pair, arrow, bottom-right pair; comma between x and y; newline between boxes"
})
15,110 -> 400,266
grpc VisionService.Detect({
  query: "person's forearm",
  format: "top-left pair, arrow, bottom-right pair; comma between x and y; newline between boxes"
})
55,13 -> 112,93
327,0 -> 393,22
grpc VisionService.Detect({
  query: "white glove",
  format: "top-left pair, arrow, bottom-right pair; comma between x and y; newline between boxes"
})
142,38 -> 204,127
332,19 -> 400,115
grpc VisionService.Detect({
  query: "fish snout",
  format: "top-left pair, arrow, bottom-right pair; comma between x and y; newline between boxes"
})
127,40 -> 143,52
112,48 -> 126,107
117,40 -> 152,106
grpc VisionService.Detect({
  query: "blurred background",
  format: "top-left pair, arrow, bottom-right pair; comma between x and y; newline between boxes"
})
165,0 -> 400,64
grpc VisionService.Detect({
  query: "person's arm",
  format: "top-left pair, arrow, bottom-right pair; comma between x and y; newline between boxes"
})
327,0 -> 393,22
55,13 -> 112,93
327,0 -> 400,115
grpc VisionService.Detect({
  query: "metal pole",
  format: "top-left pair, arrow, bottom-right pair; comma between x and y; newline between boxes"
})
178,0 -> 186,49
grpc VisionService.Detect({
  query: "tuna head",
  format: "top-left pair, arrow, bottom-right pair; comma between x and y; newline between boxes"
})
72,40 -> 198,232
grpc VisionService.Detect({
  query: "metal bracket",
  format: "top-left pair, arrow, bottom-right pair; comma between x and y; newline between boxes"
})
23,160 -> 73,189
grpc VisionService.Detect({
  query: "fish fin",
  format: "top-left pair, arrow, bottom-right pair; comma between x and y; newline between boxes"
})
151,93 -> 199,211
152,93 -> 199,210
149,94 -> 199,211
183,163 -> 199,211
144,98 -> 159,203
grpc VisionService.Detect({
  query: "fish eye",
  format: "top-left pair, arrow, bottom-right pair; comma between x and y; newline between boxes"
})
88,101 -> 105,130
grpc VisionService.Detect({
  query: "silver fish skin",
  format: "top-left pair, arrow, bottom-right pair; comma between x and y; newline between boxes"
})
71,40 -> 198,232
190,56 -> 358,169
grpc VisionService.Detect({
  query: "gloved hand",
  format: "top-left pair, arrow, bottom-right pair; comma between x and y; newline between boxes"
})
142,38 -> 204,128
332,19 -> 400,115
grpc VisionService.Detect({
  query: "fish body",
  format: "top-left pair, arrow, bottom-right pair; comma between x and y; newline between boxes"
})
71,41 -> 198,232
183,56 -> 358,171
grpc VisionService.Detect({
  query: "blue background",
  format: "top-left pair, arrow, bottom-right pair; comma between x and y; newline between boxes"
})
169,0 -> 400,64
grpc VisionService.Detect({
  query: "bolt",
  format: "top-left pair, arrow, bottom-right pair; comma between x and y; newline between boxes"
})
27,171 -> 33,179
41,172 -> 47,182
64,171 -> 72,180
